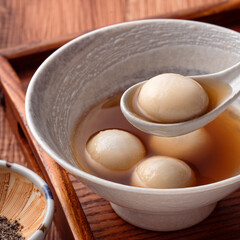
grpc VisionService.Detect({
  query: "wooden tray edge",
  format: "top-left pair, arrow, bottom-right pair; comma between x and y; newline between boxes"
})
0,55 -> 94,240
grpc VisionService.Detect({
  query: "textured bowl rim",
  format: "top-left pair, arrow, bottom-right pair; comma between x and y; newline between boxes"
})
0,160 -> 54,240
25,19 -> 240,195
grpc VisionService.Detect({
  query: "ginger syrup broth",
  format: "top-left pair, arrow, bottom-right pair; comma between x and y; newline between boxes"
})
71,89 -> 240,187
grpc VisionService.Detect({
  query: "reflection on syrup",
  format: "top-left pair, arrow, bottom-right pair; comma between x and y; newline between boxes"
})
71,94 -> 240,187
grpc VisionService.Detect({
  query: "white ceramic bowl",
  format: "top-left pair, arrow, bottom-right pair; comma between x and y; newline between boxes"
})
25,19 -> 240,231
0,160 -> 54,239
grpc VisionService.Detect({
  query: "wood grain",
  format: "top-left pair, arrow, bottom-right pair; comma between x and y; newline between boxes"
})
0,0 -> 236,49
1,0 -> 240,239
126,0 -> 240,20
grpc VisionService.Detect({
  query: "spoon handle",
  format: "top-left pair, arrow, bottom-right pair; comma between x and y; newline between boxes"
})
191,61 -> 240,87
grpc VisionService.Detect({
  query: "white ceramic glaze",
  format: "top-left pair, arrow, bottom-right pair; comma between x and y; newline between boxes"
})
121,61 -> 240,137
25,19 -> 240,231
0,160 -> 54,239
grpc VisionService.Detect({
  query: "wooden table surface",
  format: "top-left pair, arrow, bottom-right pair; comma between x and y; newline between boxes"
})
1,0 -> 240,239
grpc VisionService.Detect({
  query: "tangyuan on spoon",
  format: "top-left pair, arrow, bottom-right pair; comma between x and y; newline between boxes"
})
120,61 -> 240,137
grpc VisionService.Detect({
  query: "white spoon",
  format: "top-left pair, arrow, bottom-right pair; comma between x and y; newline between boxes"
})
120,61 -> 240,137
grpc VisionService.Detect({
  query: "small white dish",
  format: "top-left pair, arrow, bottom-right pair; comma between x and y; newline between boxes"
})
0,160 -> 54,239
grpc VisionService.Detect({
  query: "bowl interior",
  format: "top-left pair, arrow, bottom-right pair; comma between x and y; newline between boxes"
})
0,168 -> 46,239
27,19 -> 240,184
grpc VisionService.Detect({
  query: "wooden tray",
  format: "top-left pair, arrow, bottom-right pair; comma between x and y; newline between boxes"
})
1,4 -> 240,240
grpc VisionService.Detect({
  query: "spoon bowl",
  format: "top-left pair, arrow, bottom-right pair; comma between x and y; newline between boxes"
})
120,61 -> 240,137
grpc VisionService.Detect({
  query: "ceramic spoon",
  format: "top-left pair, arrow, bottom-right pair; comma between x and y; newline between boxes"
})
120,61 -> 240,137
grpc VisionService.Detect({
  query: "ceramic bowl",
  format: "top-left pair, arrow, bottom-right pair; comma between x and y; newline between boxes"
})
0,160 -> 54,239
25,19 -> 240,231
